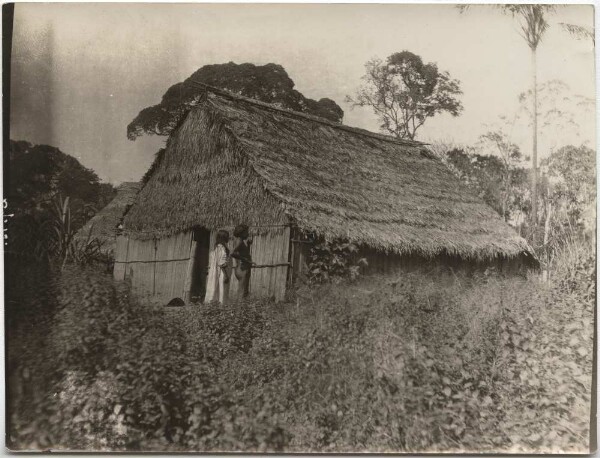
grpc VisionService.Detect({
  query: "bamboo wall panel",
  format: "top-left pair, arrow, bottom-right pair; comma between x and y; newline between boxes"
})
249,227 -> 290,302
154,231 -> 193,302
113,236 -> 130,281
114,228 -> 292,304
113,232 -> 193,303
125,238 -> 156,296
183,240 -> 197,302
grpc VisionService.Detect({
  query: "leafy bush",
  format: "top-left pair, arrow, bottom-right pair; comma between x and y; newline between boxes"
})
164,301 -> 266,364
307,238 -> 367,284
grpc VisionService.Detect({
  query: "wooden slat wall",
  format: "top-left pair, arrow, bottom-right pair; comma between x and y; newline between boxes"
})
249,227 -> 290,302
113,231 -> 193,303
126,238 -> 156,297
113,235 -> 130,281
114,228 -> 292,303
183,240 -> 197,302
154,231 -> 193,302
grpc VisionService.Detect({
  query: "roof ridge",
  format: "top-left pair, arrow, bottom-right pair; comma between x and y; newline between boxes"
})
186,81 -> 426,148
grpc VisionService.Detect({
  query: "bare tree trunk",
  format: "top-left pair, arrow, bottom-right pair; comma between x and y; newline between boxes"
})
543,201 -> 552,247
531,47 -> 539,242
542,200 -> 552,282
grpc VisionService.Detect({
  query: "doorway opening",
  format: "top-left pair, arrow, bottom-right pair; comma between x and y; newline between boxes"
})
190,227 -> 211,303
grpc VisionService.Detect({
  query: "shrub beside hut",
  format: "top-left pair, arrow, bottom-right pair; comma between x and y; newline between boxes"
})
74,181 -> 140,256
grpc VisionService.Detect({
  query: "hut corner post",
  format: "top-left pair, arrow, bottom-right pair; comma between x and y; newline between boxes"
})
183,237 -> 197,303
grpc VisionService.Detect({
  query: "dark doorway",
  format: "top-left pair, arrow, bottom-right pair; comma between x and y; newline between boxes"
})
190,227 -> 211,303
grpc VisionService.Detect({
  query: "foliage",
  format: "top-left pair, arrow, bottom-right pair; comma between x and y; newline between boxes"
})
347,51 -> 462,140
164,301 -> 267,365
6,140 -> 116,265
477,129 -> 528,221
306,238 -> 368,284
127,62 -> 344,140
559,22 -> 595,42
493,239 -> 594,452
517,80 -> 595,154
9,193 -> 109,269
437,145 -> 530,223
543,144 -> 595,227
211,262 -> 593,452
500,5 -> 555,51
7,140 -> 115,214
9,267 -> 288,451
8,256 -> 594,452
67,235 -> 113,269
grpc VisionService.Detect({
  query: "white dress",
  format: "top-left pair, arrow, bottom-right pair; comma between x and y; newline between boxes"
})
205,244 -> 231,304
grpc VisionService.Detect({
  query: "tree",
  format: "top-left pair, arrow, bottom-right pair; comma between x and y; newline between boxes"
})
517,80 -> 595,154
503,5 -> 555,229
543,145 -> 595,229
346,51 -> 463,140
434,141 -> 529,224
458,5 -> 593,231
478,129 -> 527,221
7,140 -> 116,260
8,140 -> 114,214
127,62 -> 344,140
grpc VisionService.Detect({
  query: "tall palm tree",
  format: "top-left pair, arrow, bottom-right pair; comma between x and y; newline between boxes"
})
459,5 -> 593,243
502,5 -> 553,236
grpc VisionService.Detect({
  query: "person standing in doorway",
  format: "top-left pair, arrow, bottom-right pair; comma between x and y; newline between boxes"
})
232,224 -> 253,299
205,230 -> 231,304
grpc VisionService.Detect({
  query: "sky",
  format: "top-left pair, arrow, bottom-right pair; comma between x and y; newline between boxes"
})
9,3 -> 596,185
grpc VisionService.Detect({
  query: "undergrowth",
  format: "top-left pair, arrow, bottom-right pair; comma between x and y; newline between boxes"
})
7,239 -> 595,452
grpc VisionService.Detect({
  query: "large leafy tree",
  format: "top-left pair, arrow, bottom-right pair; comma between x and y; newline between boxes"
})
8,140 -> 115,213
432,141 -> 529,224
346,51 -> 463,140
7,140 -> 117,261
543,145 -> 595,229
127,62 -> 344,140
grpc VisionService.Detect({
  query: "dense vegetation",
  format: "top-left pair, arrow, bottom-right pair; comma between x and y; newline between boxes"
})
6,140 -> 116,263
7,235 -> 594,452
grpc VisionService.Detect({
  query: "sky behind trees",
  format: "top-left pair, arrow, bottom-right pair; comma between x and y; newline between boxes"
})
9,3 -> 595,184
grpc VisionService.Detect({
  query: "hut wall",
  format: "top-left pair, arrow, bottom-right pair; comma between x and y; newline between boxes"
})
114,228 -> 291,303
154,232 -> 194,302
113,235 -> 130,281
362,248 -> 527,276
113,231 -> 193,302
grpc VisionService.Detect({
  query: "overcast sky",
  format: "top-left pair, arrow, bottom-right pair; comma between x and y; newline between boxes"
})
9,3 -> 595,185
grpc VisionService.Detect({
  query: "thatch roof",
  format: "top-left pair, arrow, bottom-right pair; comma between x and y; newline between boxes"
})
76,181 -> 140,253
124,88 -> 535,262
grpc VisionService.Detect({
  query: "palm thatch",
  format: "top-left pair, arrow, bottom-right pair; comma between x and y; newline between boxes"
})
124,88 -> 535,262
76,182 -> 141,253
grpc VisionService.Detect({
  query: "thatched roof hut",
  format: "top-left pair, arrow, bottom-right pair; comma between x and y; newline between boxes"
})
117,87 -> 536,303
76,181 -> 140,254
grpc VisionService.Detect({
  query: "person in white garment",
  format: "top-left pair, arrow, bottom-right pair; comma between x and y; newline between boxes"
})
205,230 -> 232,304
